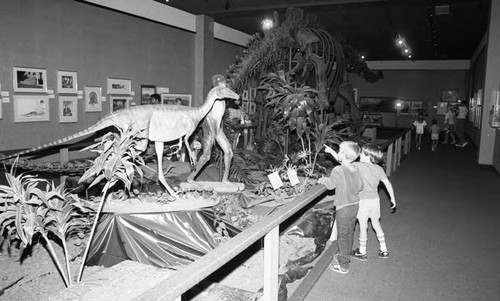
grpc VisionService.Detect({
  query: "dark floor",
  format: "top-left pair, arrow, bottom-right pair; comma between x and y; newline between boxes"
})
305,139 -> 500,301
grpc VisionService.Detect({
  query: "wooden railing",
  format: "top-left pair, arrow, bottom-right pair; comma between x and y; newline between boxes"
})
133,185 -> 328,301
372,128 -> 412,177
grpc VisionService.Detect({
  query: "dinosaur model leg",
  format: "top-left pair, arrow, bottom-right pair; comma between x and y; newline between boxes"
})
183,135 -> 196,166
154,141 -> 177,195
215,127 -> 233,183
186,123 -> 215,183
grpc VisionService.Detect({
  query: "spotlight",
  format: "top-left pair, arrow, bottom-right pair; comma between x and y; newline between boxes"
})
261,18 -> 273,30
396,35 -> 405,47
361,55 -> 365,60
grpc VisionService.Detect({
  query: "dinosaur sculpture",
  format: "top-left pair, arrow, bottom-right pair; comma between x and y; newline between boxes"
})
186,74 -> 233,183
1,83 -> 240,195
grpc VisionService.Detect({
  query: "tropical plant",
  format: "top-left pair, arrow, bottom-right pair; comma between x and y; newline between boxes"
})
76,126 -> 146,282
0,161 -> 94,287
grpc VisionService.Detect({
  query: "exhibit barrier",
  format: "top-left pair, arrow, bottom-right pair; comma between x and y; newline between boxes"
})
369,128 -> 412,177
133,185 -> 328,301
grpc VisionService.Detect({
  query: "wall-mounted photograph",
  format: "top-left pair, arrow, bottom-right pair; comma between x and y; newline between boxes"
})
59,96 -> 78,123
13,67 -> 47,93
57,71 -> 78,94
141,85 -> 156,105
107,78 -> 132,95
0,99 -> 2,119
84,86 -> 102,112
359,97 -> 397,113
410,100 -> 423,111
110,95 -> 131,112
396,100 -> 411,115
14,94 -> 50,122
161,93 -> 191,107
441,89 -> 459,102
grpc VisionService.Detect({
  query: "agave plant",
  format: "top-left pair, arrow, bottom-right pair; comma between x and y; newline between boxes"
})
76,126 -> 146,282
0,161 -> 95,287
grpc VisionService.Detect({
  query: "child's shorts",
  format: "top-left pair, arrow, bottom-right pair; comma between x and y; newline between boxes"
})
431,133 -> 439,140
357,198 -> 380,221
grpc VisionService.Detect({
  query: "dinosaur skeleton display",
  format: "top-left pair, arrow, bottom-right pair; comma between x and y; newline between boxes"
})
1,83 -> 239,195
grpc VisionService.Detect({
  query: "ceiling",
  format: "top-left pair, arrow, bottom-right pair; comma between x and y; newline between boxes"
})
154,0 -> 490,61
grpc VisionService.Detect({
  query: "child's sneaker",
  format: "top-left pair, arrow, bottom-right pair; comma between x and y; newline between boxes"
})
329,262 -> 349,274
378,250 -> 389,259
350,248 -> 368,261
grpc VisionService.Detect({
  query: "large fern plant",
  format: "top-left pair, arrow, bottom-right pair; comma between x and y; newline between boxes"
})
0,161 -> 94,287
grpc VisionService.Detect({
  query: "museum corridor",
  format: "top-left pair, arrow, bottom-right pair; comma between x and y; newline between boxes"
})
305,140 -> 500,301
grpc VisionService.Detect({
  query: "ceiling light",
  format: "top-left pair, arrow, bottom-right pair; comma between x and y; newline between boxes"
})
261,18 -> 273,30
361,55 -> 365,60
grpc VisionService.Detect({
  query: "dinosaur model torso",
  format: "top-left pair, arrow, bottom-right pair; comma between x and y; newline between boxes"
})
1,85 -> 240,195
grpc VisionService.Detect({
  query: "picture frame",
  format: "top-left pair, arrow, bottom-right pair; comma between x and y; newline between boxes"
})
396,100 -> 411,115
141,85 -> 157,105
249,102 -> 256,115
14,94 -> 50,122
107,78 -> 132,95
13,67 -> 47,93
490,91 -> 500,128
110,95 -> 131,112
161,93 -> 191,107
58,96 -> 78,123
410,100 -> 423,111
57,71 -> 78,94
359,97 -> 397,113
242,100 -> 249,113
250,87 -> 257,100
84,86 -> 102,112
441,89 -> 459,102
242,89 -> 249,101
0,99 -> 2,119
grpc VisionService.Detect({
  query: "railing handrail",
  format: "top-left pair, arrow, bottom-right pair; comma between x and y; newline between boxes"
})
134,185 -> 328,301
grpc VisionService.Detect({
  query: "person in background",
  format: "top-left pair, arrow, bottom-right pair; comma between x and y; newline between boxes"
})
150,93 -> 161,104
455,102 -> 468,147
412,113 -> 427,150
318,141 -> 363,275
430,119 -> 440,152
443,105 -> 456,145
351,143 -> 396,261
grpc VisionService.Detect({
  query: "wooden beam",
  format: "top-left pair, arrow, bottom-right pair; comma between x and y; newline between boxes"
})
203,0 -> 388,14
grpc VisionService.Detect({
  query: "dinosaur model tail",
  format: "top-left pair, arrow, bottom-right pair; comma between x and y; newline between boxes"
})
0,115 -> 118,161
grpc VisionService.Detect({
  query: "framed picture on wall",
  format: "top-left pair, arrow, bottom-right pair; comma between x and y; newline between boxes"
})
242,100 -> 249,113
107,78 -> 132,95
141,85 -> 156,105
58,96 -> 78,123
110,95 -> 131,112
441,89 -> 459,102
359,97 -> 397,112
84,86 -> 102,112
396,100 -> 411,115
410,100 -> 423,111
242,89 -> 249,101
57,71 -> 78,94
13,67 -> 47,93
161,93 -> 191,107
13,94 -> 50,122
0,100 -> 2,119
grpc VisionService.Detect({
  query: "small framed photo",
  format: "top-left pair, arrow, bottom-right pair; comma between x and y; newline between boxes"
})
250,87 -> 257,100
0,100 -> 2,119
242,100 -> 249,113
141,85 -> 157,105
59,96 -> 78,123
441,89 -> 459,102
14,94 -> 50,122
410,100 -> 423,111
107,78 -> 132,95
110,95 -> 131,112
161,93 -> 191,107
57,71 -> 78,94
249,102 -> 256,115
242,89 -> 249,101
13,67 -> 47,93
84,86 -> 102,112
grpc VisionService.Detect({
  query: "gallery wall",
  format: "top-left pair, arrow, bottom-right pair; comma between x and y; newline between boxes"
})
350,69 -> 467,128
0,0 -> 243,153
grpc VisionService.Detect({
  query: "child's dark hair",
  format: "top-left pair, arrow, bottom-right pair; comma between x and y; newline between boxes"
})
432,119 -> 437,124
361,143 -> 384,164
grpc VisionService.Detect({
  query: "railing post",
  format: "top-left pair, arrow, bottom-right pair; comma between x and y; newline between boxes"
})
396,136 -> 402,167
263,226 -> 280,301
386,143 -> 393,177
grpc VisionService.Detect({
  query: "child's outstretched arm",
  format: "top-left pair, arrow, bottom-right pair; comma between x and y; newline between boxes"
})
318,168 -> 339,190
381,178 -> 396,209
323,144 -> 339,162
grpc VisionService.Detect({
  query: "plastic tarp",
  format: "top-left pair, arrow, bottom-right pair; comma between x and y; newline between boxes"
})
85,210 -> 240,269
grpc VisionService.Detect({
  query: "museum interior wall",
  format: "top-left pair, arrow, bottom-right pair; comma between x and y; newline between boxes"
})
350,69 -> 466,128
0,0 -> 242,153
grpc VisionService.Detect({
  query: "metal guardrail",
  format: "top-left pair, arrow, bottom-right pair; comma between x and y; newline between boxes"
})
134,185 -> 328,301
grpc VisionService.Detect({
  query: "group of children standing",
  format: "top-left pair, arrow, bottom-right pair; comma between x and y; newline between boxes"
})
318,141 -> 396,274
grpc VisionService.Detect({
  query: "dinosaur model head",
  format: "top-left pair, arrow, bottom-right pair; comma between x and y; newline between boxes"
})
208,84 -> 240,101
